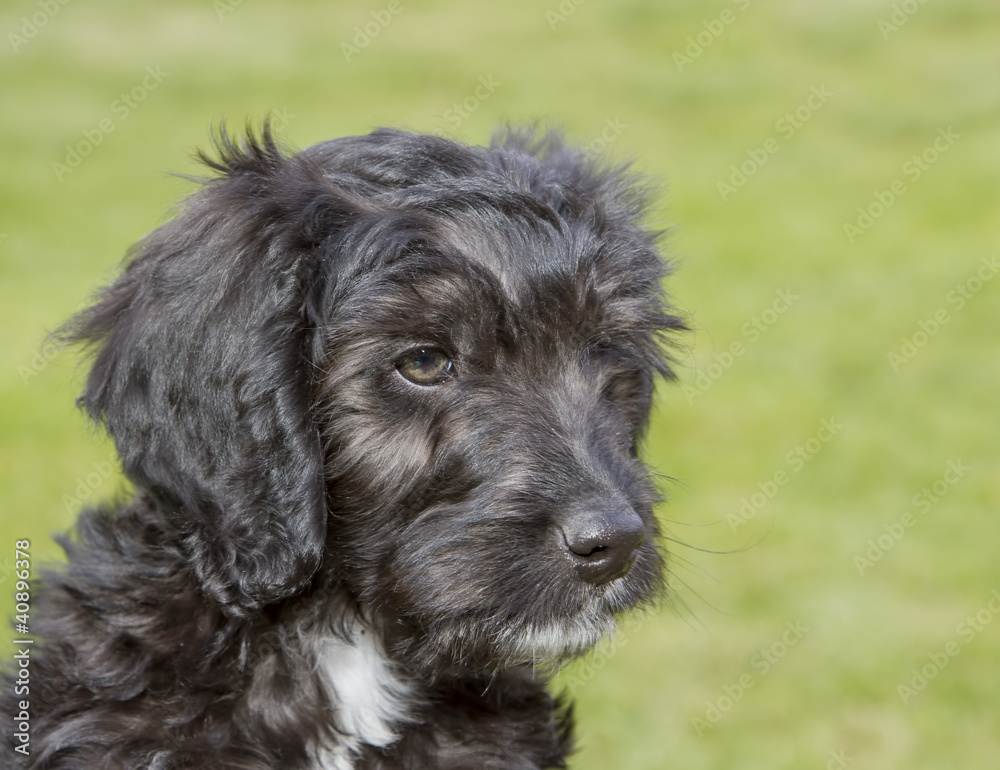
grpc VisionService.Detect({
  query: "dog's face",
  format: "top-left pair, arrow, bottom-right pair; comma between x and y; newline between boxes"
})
316,186 -> 672,670
69,126 -> 681,673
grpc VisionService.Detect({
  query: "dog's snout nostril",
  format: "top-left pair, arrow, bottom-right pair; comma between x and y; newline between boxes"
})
561,505 -> 645,585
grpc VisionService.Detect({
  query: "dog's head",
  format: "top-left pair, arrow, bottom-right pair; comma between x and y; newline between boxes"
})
68,124 -> 683,668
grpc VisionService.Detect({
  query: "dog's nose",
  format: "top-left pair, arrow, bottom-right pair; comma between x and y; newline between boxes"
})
561,505 -> 646,585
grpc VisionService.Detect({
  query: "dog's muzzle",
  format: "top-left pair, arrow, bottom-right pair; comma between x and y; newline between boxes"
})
560,503 -> 646,585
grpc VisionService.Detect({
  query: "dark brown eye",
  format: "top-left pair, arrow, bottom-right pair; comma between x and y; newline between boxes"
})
396,348 -> 453,386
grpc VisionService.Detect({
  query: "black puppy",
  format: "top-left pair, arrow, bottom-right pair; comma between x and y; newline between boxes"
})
2,125 -> 683,769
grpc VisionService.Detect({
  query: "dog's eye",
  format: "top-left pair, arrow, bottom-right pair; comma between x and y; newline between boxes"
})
396,348 -> 453,386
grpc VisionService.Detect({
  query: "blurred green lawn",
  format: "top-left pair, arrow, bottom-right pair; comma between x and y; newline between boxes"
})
2,1 -> 999,768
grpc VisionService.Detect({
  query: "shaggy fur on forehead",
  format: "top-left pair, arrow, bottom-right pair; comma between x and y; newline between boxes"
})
1,123 -> 683,769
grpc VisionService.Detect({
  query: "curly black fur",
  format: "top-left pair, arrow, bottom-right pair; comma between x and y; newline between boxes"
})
2,124 -> 683,769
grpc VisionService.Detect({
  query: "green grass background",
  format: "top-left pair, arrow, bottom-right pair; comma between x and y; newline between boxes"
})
2,1 -> 999,767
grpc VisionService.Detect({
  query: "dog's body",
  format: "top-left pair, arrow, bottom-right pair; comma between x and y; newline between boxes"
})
2,126 -> 682,769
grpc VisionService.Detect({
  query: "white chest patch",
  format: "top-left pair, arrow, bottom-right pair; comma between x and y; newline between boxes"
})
311,624 -> 415,770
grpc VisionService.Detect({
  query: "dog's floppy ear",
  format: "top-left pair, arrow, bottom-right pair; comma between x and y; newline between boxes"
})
64,125 -> 355,614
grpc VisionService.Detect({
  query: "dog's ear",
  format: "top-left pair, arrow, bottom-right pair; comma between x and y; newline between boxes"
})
63,125 -> 356,614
